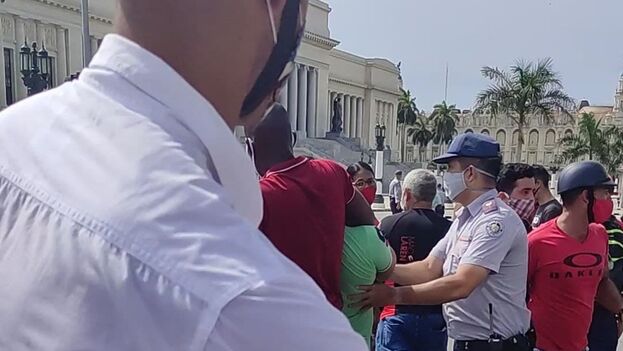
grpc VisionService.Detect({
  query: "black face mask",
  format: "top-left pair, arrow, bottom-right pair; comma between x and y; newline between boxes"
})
240,0 -> 303,117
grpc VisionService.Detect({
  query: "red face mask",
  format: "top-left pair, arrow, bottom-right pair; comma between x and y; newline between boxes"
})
360,186 -> 377,205
592,198 -> 614,224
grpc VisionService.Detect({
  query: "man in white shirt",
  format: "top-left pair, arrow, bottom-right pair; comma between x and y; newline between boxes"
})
389,170 -> 404,214
0,1 -> 367,350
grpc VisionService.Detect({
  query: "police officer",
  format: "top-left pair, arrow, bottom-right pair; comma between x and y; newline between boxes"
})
353,133 -> 531,351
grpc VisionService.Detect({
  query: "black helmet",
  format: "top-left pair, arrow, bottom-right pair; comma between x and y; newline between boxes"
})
557,161 -> 615,194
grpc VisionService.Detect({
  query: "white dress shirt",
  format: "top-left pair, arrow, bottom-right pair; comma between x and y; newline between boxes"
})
0,34 -> 366,351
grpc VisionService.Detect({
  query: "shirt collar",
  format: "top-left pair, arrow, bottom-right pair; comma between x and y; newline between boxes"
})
264,156 -> 308,177
464,189 -> 498,218
88,34 -> 263,226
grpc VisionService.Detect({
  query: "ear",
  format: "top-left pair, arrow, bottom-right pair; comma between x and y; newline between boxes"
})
581,189 -> 591,204
498,192 -> 510,203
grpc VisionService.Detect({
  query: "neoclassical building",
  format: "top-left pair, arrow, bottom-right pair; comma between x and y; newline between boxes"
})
0,0 -> 402,153
405,74 -> 623,166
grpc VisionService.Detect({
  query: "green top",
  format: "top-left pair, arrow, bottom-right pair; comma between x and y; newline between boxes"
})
340,226 -> 394,346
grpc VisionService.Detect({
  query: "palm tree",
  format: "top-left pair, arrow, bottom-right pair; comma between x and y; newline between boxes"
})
559,112 -> 623,176
397,88 -> 419,161
559,112 -> 603,161
475,58 -> 575,162
429,101 -> 459,155
407,116 -> 433,162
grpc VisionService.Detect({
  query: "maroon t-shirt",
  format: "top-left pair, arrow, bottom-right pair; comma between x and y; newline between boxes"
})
259,156 -> 355,309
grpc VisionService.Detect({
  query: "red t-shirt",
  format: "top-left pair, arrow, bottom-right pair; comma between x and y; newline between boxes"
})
528,220 -> 608,351
259,156 -> 355,309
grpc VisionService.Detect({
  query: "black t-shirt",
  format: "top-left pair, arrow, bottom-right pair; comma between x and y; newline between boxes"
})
532,199 -> 562,228
380,208 -> 451,315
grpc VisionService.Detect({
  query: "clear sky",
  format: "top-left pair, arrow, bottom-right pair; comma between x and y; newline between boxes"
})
327,0 -> 623,112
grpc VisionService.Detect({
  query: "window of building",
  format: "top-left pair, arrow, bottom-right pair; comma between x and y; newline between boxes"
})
512,130 -> 519,146
48,56 -> 56,88
481,129 -> 490,135
528,152 -> 537,164
529,130 -> 539,147
545,130 -> 556,146
4,48 -> 13,106
496,130 -> 507,146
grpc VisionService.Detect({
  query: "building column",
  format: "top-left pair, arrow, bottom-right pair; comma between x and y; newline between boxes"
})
0,15 -> 6,108
350,96 -> 357,137
297,65 -> 308,135
356,98 -> 364,138
287,67 -> 298,131
14,17 -> 27,100
307,67 -> 318,138
56,26 -> 68,82
278,80 -> 288,110
344,95 -> 351,137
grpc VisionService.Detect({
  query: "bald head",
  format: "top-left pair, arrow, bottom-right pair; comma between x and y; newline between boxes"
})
251,104 -> 294,175
115,0 -> 307,130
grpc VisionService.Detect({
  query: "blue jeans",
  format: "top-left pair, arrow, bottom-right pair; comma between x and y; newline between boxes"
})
376,313 -> 447,351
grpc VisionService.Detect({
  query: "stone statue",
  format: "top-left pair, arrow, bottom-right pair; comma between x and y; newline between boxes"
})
331,97 -> 343,133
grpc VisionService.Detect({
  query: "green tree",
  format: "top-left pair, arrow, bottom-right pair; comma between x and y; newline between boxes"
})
407,116 -> 433,162
559,112 -> 603,161
559,112 -> 623,176
429,101 -> 459,146
397,88 -> 419,162
475,58 -> 574,162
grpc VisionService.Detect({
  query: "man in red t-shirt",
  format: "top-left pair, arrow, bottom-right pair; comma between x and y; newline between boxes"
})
248,104 -> 376,309
528,161 -> 623,351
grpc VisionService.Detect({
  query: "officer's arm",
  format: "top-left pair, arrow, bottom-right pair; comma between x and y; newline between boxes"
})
390,254 -> 444,285
393,263 -> 489,305
596,270 -> 623,314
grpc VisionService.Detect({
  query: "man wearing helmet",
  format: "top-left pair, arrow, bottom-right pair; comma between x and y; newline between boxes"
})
527,161 -> 623,351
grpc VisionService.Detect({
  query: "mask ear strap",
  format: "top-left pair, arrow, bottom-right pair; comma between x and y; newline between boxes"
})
587,188 -> 596,223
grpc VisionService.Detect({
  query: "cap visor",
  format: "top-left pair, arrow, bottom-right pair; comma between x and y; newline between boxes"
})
433,153 -> 458,164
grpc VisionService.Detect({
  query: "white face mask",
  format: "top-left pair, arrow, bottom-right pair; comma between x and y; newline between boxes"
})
444,166 -> 495,201
444,169 -> 468,201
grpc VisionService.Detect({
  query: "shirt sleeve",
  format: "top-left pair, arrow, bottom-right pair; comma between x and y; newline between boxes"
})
430,231 -> 450,261
327,161 -> 355,204
204,274 -> 368,351
460,214 -> 524,274
366,228 -> 394,273
540,204 -> 562,224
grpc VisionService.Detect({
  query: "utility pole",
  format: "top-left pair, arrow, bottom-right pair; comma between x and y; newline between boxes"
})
444,63 -> 449,102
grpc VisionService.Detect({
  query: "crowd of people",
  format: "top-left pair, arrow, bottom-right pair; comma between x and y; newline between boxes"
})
250,106 -> 623,351
0,1 -> 622,351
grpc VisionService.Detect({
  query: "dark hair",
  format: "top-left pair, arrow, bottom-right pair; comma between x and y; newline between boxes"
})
496,163 -> 535,194
532,165 -> 552,187
561,187 -> 586,206
347,162 -> 374,181
459,156 -> 503,180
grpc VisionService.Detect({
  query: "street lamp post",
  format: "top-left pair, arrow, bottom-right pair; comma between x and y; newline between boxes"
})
374,124 -> 386,205
20,41 -> 52,96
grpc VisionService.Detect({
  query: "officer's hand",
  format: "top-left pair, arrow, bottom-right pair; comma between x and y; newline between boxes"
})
349,284 -> 396,311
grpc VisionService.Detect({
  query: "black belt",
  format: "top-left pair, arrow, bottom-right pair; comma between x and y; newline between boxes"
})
455,334 -> 531,351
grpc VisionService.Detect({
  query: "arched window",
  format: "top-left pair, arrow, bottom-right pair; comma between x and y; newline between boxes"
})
529,130 -> 539,147
481,129 -> 490,136
496,130 -> 507,146
512,130 -> 520,146
564,129 -> 573,137
465,129 -> 474,133
545,129 -> 556,145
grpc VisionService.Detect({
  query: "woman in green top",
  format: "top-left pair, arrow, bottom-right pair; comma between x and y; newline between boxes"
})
341,225 -> 395,346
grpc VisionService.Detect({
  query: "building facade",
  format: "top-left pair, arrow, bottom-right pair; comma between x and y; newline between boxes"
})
0,0 -> 402,153
405,74 -> 623,166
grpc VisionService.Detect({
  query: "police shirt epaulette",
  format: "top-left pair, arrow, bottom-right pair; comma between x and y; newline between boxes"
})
482,200 -> 498,214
